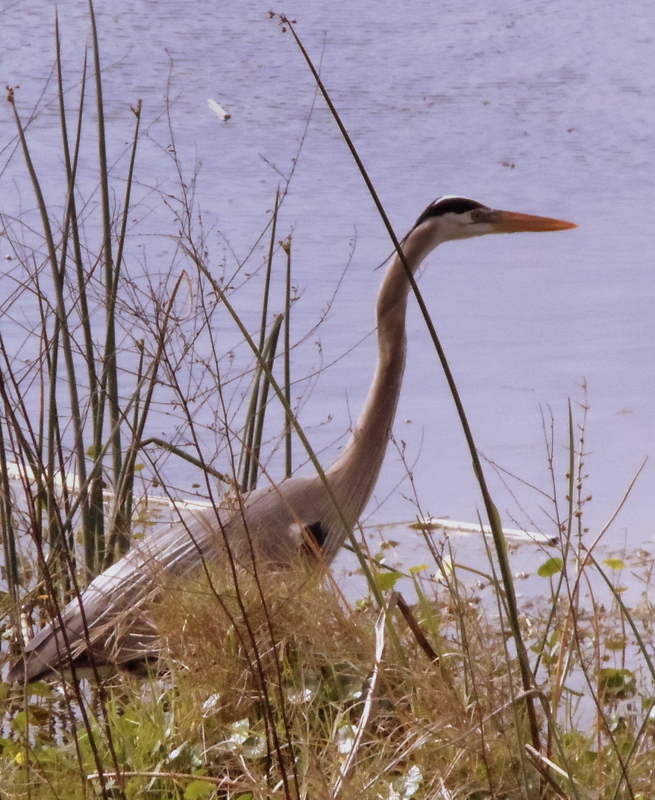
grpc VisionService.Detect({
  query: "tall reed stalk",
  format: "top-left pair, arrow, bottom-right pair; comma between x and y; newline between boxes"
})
279,13 -> 541,752
1,4 -> 150,605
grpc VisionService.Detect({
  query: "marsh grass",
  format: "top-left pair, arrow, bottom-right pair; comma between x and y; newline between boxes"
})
3,535 -> 655,799
1,6 -> 655,800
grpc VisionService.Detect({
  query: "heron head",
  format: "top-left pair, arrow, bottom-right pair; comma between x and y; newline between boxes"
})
412,195 -> 577,241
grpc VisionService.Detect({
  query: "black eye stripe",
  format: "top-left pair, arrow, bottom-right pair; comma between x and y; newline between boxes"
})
413,197 -> 486,227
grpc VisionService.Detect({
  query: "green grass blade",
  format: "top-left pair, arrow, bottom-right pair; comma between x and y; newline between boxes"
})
283,238 -> 293,478
238,189 -> 280,490
88,0 -> 122,536
247,314 -> 283,491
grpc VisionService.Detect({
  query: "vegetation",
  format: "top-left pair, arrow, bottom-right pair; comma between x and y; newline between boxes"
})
1,6 -> 654,799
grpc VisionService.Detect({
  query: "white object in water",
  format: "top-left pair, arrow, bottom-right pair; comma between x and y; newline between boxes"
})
207,98 -> 231,121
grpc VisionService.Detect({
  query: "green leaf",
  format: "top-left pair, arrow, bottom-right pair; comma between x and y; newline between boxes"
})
409,564 -> 429,575
184,780 -> 214,800
538,557 -> 563,578
27,680 -> 54,698
375,570 -> 401,593
599,667 -> 637,701
133,462 -> 145,472
603,557 -> 626,571
11,711 -> 27,734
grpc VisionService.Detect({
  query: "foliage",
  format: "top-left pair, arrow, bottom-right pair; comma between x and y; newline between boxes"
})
3,555 -> 655,798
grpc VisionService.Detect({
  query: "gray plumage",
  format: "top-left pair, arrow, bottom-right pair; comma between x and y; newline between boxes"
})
8,196 -> 575,682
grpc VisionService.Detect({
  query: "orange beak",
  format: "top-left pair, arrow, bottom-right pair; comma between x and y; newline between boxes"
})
485,209 -> 577,233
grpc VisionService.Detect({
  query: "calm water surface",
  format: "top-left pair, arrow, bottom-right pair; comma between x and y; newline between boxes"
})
1,0 -> 654,584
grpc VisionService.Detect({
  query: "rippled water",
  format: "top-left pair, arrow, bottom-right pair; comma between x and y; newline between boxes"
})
1,0 -> 654,577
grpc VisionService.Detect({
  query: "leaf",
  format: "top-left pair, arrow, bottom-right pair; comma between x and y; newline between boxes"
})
27,704 -> 51,724
167,742 -> 186,761
435,555 -> 453,580
538,557 -> 563,577
201,693 -> 221,717
337,724 -> 355,754
603,557 -> 626,571
376,570 -> 401,593
243,733 -> 266,759
218,718 -> 251,753
599,668 -> 637,702
409,564 -> 429,575
398,764 -> 423,798
11,711 -> 28,734
27,680 -> 54,698
184,780 -> 214,800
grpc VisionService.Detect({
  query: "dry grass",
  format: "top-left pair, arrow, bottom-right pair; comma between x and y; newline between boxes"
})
3,553 -> 655,798
147,566 -> 543,798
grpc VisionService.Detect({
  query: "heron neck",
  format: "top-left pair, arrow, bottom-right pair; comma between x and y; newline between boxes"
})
324,225 -> 441,520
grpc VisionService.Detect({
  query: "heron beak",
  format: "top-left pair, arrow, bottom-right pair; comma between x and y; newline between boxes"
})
487,209 -> 577,233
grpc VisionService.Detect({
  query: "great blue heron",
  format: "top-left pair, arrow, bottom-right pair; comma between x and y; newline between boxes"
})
8,196 -> 575,682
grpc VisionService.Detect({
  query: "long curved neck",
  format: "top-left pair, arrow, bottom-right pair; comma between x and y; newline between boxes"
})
324,223 -> 443,522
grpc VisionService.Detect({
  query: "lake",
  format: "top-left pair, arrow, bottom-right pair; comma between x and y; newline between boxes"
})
1,0 -> 653,588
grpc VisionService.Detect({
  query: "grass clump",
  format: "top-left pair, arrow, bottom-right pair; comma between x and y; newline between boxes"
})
0,569 -> 533,798
4,551 -> 655,798
154,570 -> 510,799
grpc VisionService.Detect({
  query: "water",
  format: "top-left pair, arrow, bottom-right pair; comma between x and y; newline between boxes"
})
1,0 -> 654,586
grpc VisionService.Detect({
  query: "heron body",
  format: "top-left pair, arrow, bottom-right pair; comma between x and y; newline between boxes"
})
8,196 -> 575,682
